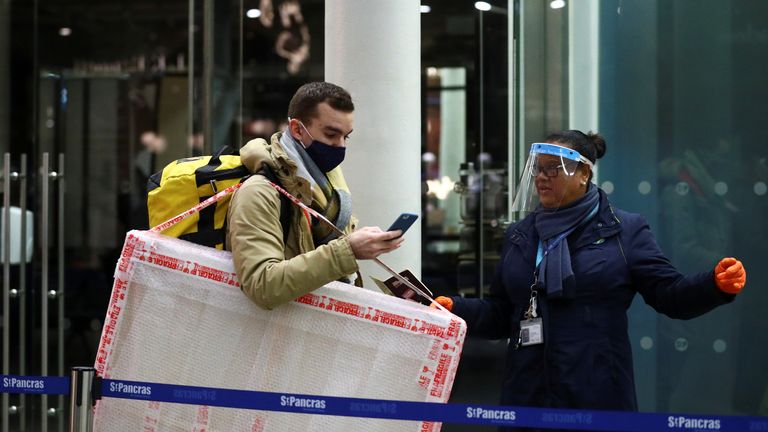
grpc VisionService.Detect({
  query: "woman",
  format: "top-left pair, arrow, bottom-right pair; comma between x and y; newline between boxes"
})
435,130 -> 746,416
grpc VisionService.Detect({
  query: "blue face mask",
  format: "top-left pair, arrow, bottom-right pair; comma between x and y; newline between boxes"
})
299,122 -> 347,172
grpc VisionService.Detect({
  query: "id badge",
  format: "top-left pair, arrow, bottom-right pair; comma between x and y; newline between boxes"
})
519,317 -> 544,346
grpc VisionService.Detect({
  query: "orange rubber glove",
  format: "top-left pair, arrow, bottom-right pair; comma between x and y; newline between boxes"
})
431,296 -> 454,311
714,257 -> 746,294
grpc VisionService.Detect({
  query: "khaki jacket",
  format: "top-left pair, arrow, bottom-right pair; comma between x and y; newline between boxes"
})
226,133 -> 359,309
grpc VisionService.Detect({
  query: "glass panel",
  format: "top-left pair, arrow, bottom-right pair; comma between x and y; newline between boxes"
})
0,2 -> 8,156
2,0 -> 327,428
422,2 -> 510,298
240,0 -> 325,145
518,0 -> 568,146
596,0 -> 768,416
423,67 -> 466,296
428,0 -> 767,425
6,0 -> 202,429
421,3 -> 511,430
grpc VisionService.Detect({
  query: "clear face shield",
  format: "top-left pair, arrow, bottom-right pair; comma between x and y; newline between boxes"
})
511,143 -> 594,213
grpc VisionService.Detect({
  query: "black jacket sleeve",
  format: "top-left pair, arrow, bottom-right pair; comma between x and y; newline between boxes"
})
625,213 -> 735,319
450,247 -> 515,340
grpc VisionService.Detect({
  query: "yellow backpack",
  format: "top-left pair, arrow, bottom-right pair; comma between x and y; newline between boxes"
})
146,149 -> 248,249
147,147 -> 291,250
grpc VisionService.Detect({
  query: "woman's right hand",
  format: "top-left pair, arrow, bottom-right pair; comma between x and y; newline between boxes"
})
430,296 -> 454,311
347,226 -> 403,260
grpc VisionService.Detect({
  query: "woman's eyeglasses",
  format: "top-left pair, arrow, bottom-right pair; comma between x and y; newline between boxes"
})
531,163 -> 565,178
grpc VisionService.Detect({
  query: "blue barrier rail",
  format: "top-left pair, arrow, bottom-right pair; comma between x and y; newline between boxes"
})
3,374 -> 768,431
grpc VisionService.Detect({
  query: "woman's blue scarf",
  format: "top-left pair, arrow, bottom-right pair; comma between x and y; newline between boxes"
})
534,184 -> 600,298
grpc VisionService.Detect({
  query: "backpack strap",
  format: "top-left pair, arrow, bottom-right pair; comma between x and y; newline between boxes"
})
258,164 -> 291,245
211,145 -> 239,162
212,146 -> 290,244
149,159 -> 291,247
150,182 -> 245,234
188,147 -> 249,248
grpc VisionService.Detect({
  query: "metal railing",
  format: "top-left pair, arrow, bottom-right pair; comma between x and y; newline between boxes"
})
2,152 -> 65,432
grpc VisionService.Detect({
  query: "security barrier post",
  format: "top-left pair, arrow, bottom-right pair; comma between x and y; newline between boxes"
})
68,367 -> 96,432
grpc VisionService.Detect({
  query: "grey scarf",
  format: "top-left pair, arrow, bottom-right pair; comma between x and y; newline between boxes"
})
279,131 -> 352,245
534,185 -> 600,297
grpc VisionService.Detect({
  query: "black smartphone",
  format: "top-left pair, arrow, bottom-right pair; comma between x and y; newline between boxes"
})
387,213 -> 419,237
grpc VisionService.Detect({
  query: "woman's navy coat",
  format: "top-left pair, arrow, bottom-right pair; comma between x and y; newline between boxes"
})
452,189 -> 734,411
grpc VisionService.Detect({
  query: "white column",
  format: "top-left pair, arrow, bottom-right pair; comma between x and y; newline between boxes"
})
0,0 -> 10,154
569,0 -> 600,181
438,68 -> 465,233
325,0 -> 422,285
568,1 -> 600,132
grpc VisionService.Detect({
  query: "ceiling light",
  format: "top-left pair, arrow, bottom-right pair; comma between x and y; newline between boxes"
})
474,1 -> 491,11
59,27 -> 72,37
427,176 -> 456,200
246,8 -> 262,19
550,0 -> 566,9
420,5 -> 431,13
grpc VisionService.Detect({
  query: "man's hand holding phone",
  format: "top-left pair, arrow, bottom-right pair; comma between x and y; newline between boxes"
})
348,227 -> 403,259
347,213 -> 417,260
386,213 -> 419,239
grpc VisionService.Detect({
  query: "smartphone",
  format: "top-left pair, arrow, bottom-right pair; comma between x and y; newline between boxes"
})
387,213 -> 419,237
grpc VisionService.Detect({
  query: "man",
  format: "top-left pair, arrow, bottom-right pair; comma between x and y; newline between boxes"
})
226,82 -> 403,309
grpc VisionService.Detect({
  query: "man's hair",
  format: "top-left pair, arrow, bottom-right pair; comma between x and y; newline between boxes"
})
287,82 -> 354,123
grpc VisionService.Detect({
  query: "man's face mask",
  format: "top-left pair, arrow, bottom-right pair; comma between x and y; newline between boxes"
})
299,121 -> 346,172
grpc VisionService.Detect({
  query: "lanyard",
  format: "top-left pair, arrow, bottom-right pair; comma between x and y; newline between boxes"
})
535,231 -> 571,268
526,202 -> 600,316
517,203 -> 599,350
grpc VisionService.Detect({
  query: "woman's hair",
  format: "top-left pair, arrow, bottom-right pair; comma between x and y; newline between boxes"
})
545,130 -> 606,164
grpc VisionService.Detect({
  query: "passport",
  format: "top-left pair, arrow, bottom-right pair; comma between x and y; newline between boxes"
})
370,269 -> 433,306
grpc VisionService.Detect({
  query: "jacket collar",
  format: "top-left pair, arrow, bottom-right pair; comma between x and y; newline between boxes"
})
571,189 -> 622,250
507,188 -> 622,253
266,133 -> 312,205
268,132 -> 299,177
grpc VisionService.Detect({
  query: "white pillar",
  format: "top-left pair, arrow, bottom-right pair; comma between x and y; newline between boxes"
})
325,0 -> 422,286
568,0 -> 600,181
438,68 -> 465,232
568,1 -> 600,132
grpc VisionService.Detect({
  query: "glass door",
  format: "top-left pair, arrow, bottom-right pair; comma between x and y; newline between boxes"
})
2,0 -> 328,428
3,1 -> 204,430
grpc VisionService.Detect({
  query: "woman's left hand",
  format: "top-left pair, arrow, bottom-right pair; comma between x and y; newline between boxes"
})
714,257 -> 746,294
